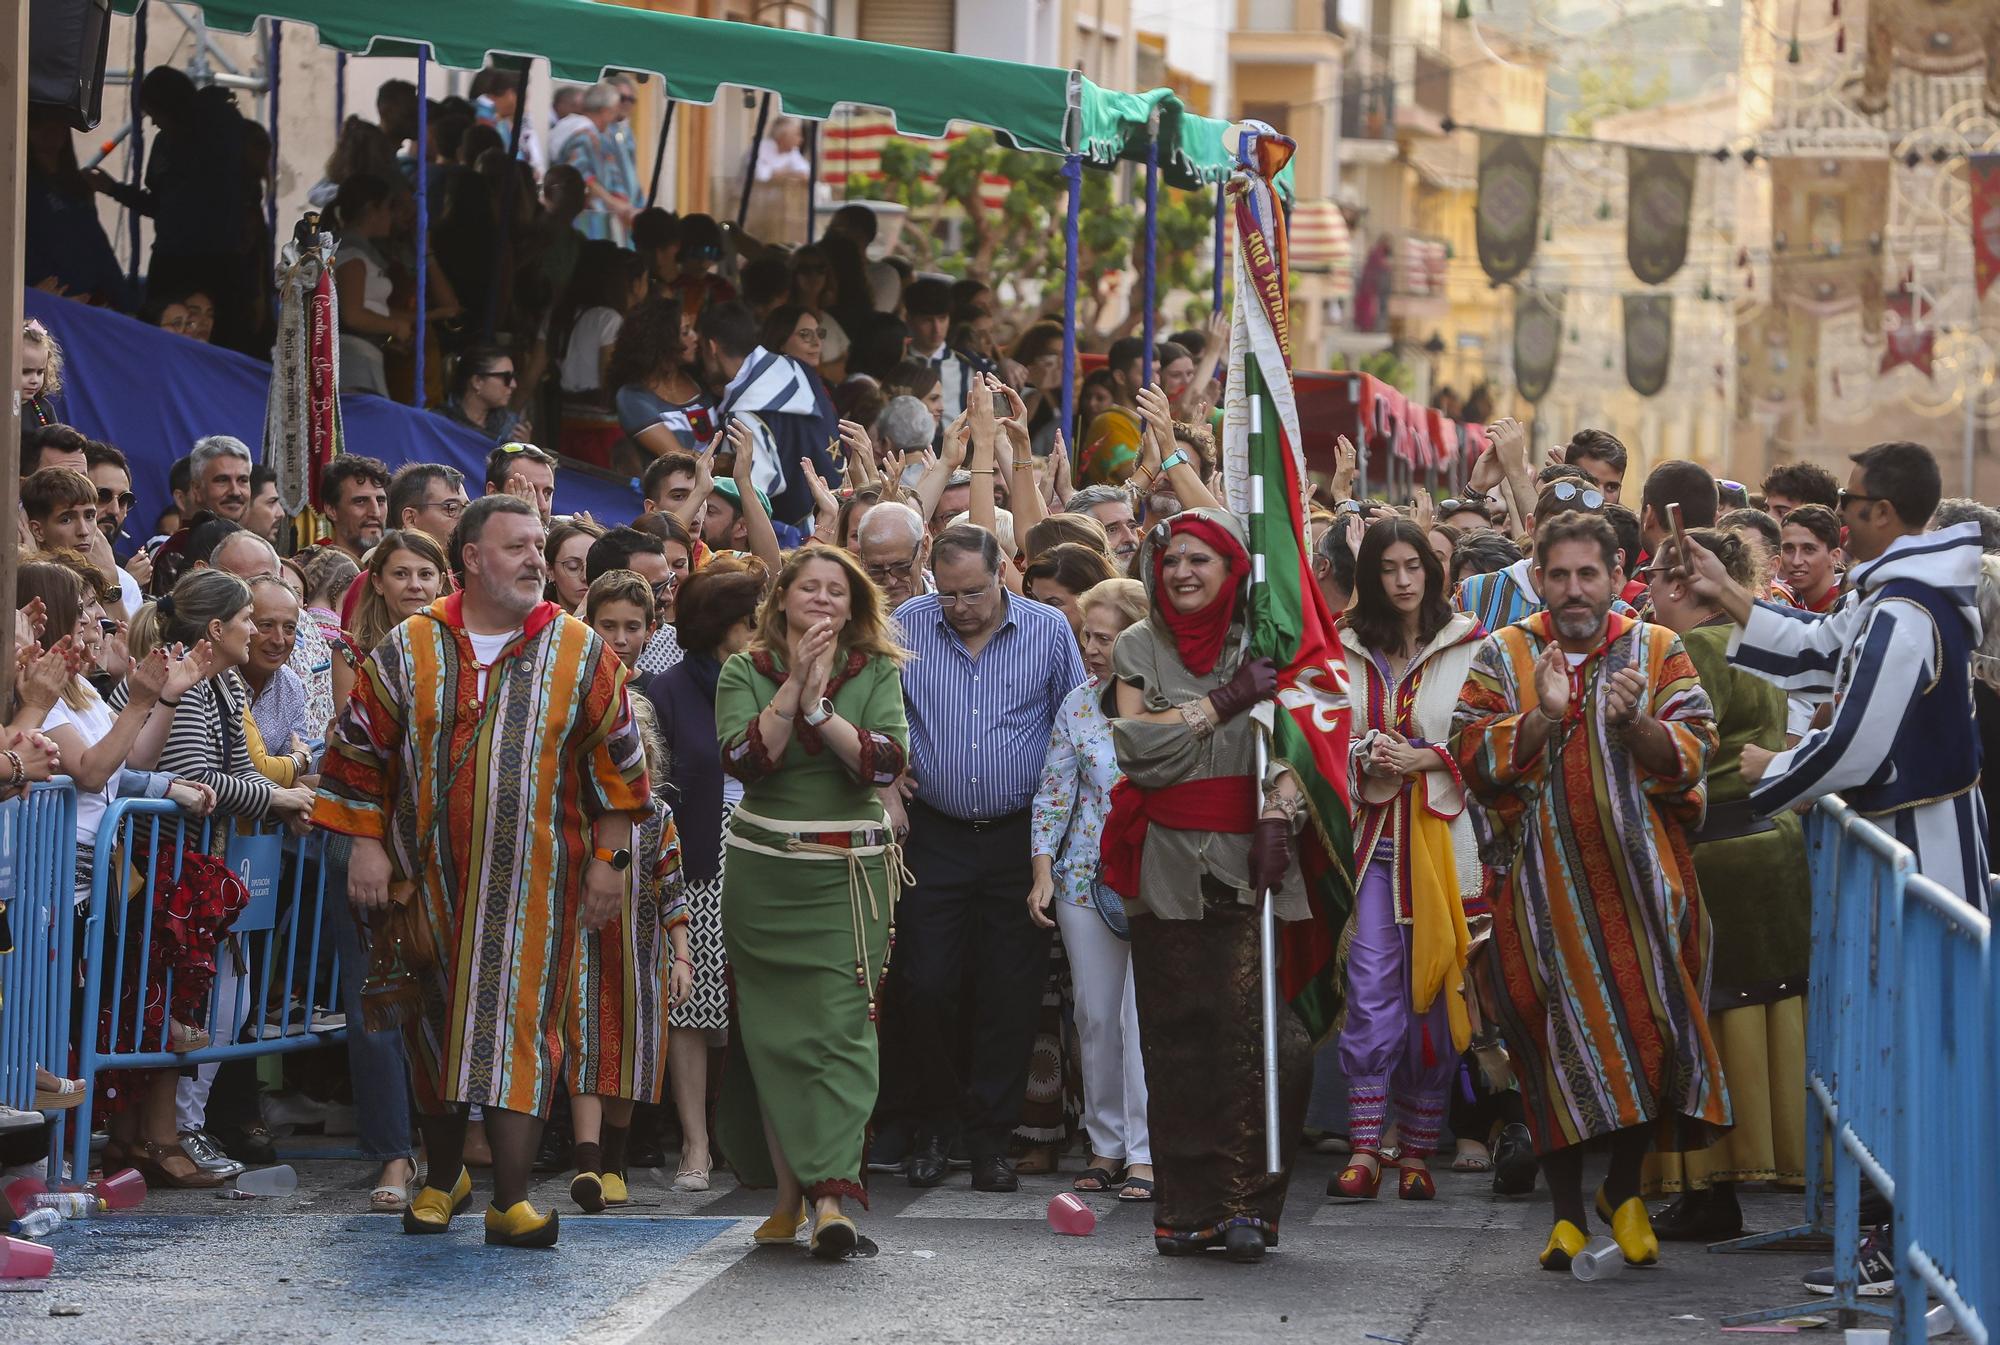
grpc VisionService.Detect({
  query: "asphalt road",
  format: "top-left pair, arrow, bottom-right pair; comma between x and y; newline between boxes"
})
1,1146 -> 1844,1345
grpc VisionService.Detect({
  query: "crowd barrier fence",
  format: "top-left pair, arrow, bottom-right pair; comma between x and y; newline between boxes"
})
1716,797 -> 1992,1345
0,782 -> 79,1152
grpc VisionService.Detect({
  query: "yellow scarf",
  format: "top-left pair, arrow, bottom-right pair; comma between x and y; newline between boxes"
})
1407,776 -> 1471,1056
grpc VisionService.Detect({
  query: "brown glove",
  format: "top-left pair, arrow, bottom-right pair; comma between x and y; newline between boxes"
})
1249,815 -> 1294,895
1208,656 -> 1278,723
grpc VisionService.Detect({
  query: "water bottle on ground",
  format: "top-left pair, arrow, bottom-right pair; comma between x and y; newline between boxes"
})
0,1235 -> 55,1279
233,1165 -> 298,1197
26,1192 -> 103,1219
1571,1236 -> 1626,1281
88,1168 -> 147,1211
8,1209 -> 63,1239
1046,1193 -> 1096,1236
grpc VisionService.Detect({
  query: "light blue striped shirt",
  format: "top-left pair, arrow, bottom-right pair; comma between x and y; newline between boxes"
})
894,591 -> 1087,821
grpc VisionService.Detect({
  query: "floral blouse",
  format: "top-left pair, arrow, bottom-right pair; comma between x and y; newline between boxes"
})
1030,678 -> 1121,909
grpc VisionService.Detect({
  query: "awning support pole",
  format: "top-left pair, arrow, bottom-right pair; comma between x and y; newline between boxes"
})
736,93 -> 773,232
265,22 -> 281,256
1212,180 -> 1225,318
805,120 -> 819,245
127,3 -> 146,291
413,44 -> 428,409
1061,154 -> 1082,462
1142,131 -> 1159,386
490,55 -> 533,342
647,100 -> 676,212
334,50 -> 345,136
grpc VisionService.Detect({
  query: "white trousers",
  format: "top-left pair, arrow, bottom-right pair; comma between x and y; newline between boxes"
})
1055,900 -> 1150,1167
175,955 -> 248,1133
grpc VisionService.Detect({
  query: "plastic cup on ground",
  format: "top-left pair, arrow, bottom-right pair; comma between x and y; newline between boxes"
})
233,1165 -> 298,1197
0,1236 -> 55,1279
1046,1193 -> 1096,1236
2,1177 -> 47,1211
89,1169 -> 146,1211
1570,1236 -> 1625,1282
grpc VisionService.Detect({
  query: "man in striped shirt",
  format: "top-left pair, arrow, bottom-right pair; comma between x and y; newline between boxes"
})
887,524 -> 1086,1194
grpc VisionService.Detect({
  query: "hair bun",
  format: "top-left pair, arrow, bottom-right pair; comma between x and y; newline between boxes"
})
156,593 -> 176,619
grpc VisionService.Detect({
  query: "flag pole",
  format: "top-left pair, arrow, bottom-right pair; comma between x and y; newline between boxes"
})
1258,728 -> 1282,1175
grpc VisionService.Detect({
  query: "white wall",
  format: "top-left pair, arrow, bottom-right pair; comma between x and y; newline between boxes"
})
1131,0 -> 1232,110
955,0 -> 1061,65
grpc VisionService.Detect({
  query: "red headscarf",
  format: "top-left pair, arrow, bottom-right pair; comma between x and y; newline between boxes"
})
1151,513 -> 1252,676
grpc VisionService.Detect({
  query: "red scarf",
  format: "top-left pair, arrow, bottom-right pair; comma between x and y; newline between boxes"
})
1099,775 -> 1259,898
1151,515 -> 1251,675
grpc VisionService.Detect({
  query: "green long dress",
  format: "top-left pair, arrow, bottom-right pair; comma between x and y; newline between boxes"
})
715,647 -> 909,1203
1644,620 -> 1812,1194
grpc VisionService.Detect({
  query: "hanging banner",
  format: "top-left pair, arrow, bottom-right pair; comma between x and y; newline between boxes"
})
1476,133 -> 1546,284
1879,290 -> 1936,378
1972,154 -> 2000,301
1626,148 -> 1698,286
1623,294 -> 1674,397
1513,289 -> 1563,404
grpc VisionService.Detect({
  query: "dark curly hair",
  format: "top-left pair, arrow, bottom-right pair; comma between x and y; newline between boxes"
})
605,297 -> 688,392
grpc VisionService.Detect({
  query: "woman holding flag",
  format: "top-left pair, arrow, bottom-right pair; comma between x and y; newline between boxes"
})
1102,507 -> 1313,1263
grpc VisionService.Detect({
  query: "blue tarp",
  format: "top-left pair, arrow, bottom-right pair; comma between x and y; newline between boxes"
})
24,292 -> 642,546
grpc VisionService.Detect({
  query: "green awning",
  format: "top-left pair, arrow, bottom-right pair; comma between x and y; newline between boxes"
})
113,0 -> 1081,152
1077,81 -> 1294,201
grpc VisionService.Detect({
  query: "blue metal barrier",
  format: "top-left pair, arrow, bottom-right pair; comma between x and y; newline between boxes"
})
0,782 -> 79,1164
1717,797 -> 1993,1343
68,797 -> 348,1179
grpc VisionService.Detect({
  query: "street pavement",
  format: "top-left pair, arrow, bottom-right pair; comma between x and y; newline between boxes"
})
0,1144 -> 1840,1345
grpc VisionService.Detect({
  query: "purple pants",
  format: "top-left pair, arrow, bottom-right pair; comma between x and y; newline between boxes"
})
1338,860 -> 1454,1155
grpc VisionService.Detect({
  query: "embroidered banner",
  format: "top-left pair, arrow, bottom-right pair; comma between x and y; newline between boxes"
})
1476,133 -> 1546,285
1623,294 -> 1674,397
1513,289 -> 1563,404
1879,289 -> 1936,378
1973,154 -> 2000,301
1626,148 -> 1698,286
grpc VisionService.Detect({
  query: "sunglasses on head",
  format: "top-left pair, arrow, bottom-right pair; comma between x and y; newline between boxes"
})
1437,498 -> 1488,516
1547,480 -> 1605,510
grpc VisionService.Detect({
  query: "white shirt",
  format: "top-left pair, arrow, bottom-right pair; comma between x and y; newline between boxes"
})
561,307 -> 624,393
755,139 -> 811,183
116,565 -> 143,620
43,691 -> 121,855
467,628 -> 522,699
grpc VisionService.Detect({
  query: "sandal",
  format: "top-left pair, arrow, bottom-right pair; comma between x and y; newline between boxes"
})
1451,1142 -> 1493,1174
33,1069 -> 85,1112
1116,1176 -> 1156,1203
1072,1164 -> 1124,1193
131,1139 -> 223,1189
370,1184 -> 410,1213
167,1020 -> 211,1053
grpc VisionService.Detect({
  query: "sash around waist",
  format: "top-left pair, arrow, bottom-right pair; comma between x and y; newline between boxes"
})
726,804 -> 892,858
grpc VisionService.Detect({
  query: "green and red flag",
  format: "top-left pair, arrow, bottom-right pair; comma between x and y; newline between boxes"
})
1220,123 -> 1356,1043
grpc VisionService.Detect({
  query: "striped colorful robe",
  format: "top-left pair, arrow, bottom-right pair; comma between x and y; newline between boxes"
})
565,795 -> 687,1103
314,594 -> 651,1116
1450,611 -> 1732,1155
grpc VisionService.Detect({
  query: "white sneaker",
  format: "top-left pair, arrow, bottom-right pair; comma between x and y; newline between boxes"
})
260,1092 -> 328,1133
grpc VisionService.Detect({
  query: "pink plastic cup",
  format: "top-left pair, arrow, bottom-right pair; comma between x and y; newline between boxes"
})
3,1177 -> 47,1211
0,1235 -> 55,1279
1046,1192 -> 1097,1236
89,1169 -> 146,1211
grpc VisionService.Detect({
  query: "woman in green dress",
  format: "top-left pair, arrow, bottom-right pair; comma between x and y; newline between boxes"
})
1641,527 -> 1812,1240
716,544 -> 910,1260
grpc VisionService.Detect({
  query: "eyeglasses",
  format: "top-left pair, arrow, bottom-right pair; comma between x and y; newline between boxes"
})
935,581 -> 996,609
1546,480 -> 1605,510
478,369 -> 519,384
1838,488 -> 1881,509
652,578 -> 678,608
97,489 -> 137,510
423,496 -> 467,518
797,328 -> 826,342
864,551 -> 920,584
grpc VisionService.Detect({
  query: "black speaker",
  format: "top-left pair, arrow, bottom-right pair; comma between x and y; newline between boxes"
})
29,0 -> 114,132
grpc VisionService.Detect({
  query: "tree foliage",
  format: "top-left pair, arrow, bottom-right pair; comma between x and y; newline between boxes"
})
849,132 -> 1217,336
1563,59 -> 1670,135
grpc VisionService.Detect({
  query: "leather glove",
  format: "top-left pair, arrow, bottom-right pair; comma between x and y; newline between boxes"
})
1249,815 -> 1294,895
1208,656 -> 1278,723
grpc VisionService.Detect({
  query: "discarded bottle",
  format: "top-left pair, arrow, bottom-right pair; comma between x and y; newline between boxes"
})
2,1177 -> 47,1210
88,1168 -> 146,1211
0,1235 -> 55,1279
1046,1192 -> 1096,1236
1570,1236 -> 1626,1282
27,1192 -> 103,1219
232,1165 -> 298,1197
8,1209 -> 63,1239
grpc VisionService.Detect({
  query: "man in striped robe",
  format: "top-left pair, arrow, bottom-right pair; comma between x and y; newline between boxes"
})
1452,511 -> 1731,1273
315,496 -> 651,1248
1676,441 -> 1988,910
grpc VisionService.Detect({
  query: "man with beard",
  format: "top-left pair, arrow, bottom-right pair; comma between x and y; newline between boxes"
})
1452,510 -> 1730,1275
316,494 -> 651,1249
1064,484 -> 1141,570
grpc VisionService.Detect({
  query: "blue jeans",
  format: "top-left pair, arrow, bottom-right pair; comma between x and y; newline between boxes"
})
322,835 -> 414,1162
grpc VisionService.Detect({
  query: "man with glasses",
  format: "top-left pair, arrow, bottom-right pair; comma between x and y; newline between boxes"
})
85,439 -> 152,600
439,346 -> 530,445
886,524 -> 1085,1195
1455,474 -> 1633,632
856,501 -> 930,609
388,463 -> 471,550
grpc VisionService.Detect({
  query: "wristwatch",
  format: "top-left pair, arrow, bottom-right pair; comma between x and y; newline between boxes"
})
593,846 -> 632,872
803,697 -> 836,727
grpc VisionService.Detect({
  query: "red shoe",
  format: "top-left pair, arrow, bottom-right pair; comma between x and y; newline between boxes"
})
1397,1162 -> 1437,1201
1328,1151 -> 1384,1199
